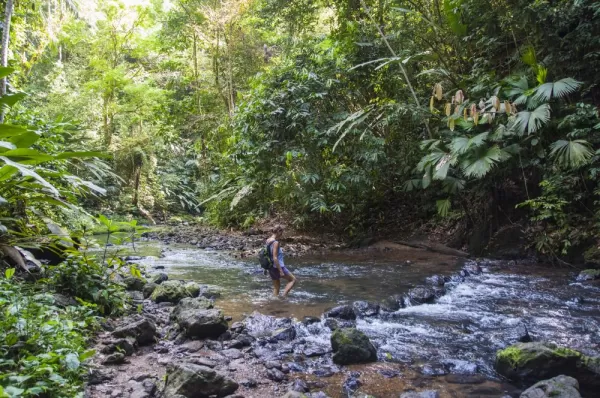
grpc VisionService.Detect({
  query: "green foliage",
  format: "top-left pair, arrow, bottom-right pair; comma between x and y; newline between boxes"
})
0,277 -> 97,397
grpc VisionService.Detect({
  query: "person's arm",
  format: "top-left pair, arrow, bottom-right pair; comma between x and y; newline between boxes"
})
272,241 -> 284,275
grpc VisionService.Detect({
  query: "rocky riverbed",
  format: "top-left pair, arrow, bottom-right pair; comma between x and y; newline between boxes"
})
143,225 -> 345,258
84,242 -> 600,398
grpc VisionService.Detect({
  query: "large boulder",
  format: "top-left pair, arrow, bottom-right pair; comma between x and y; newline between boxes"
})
150,272 -> 168,285
150,280 -> 189,303
407,286 -> 435,304
112,317 -> 156,346
331,328 -> 377,365
353,301 -> 380,317
326,305 -> 357,320
184,282 -> 200,298
164,362 -> 238,397
171,298 -> 227,339
143,283 -> 158,299
495,342 -> 600,393
520,375 -> 581,398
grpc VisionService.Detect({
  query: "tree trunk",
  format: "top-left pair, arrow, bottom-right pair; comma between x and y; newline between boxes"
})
0,0 -> 15,123
132,165 -> 141,206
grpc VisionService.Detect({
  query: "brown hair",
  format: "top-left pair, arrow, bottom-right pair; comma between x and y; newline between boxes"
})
270,224 -> 284,234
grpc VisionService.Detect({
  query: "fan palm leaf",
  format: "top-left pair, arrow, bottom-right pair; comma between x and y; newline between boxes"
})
533,78 -> 582,102
460,146 -> 507,178
549,139 -> 593,168
513,104 -> 551,135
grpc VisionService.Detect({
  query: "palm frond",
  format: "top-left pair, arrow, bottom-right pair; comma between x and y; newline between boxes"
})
549,139 -> 593,168
460,146 -> 507,178
533,78 -> 582,101
513,104 -> 551,135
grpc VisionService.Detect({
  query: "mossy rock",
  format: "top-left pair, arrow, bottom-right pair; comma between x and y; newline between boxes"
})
331,328 -> 377,365
576,269 -> 600,282
495,342 -> 600,394
150,280 -> 189,303
184,282 -> 200,298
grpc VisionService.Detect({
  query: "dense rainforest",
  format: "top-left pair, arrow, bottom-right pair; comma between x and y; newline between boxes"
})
0,0 -> 600,396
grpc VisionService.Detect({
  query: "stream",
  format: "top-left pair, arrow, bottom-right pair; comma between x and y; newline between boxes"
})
97,237 -> 600,397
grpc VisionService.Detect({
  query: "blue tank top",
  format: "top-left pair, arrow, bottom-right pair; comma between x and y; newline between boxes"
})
268,239 -> 285,267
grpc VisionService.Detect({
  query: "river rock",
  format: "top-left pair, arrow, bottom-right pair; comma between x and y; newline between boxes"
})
353,301 -> 380,317
271,326 -> 297,341
495,342 -> 600,392
143,283 -> 158,299
281,392 -> 307,398
112,317 -> 156,346
103,352 -> 126,365
380,295 -> 403,312
302,316 -> 321,326
267,368 -> 286,382
123,276 -> 146,291
400,391 -> 440,398
463,262 -> 482,275
576,269 -> 600,281
292,379 -> 309,392
163,362 -> 239,397
331,328 -> 377,365
326,305 -> 357,320
425,275 -> 445,286
184,282 -> 201,297
150,272 -> 168,284
171,298 -> 227,339
520,375 -> 581,398
100,337 -> 136,356
150,280 -> 189,303
407,286 -> 435,304
199,285 -> 222,299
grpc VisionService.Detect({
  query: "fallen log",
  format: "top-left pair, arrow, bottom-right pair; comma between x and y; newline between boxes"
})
391,240 -> 469,258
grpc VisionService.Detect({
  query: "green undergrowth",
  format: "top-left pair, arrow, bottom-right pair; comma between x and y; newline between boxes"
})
0,275 -> 98,397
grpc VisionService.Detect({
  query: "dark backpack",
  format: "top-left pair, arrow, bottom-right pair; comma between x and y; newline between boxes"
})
258,241 -> 275,270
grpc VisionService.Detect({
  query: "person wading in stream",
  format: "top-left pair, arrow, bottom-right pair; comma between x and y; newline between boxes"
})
266,225 -> 297,297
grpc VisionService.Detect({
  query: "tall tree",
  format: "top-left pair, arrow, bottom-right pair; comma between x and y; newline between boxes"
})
0,0 -> 14,123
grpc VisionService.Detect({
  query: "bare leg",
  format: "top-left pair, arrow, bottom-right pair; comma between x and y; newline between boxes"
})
272,279 -> 281,296
281,272 -> 297,297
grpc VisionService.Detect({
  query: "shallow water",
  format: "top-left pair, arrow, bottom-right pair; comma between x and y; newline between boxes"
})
93,237 -> 600,397
95,237 -> 463,319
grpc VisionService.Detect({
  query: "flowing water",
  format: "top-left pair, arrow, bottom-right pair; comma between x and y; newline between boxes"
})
96,237 -> 600,397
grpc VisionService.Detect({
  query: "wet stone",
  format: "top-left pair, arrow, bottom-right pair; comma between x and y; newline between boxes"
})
326,305 -> 357,320
103,352 -> 126,365
188,357 -> 218,368
239,378 -> 257,388
292,379 -> 309,393
302,316 -> 321,326
378,369 -> 401,378
267,368 -> 286,382
221,348 -> 243,360
264,360 -> 283,370
302,343 -> 329,357
312,366 -> 336,378
425,275 -> 445,286
353,301 -> 380,317
445,374 -> 486,384
342,374 -> 361,394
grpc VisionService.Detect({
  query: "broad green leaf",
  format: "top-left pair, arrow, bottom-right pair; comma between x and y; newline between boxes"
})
0,92 -> 26,108
0,165 -> 18,181
80,349 -> 96,361
0,125 -> 28,138
3,386 -> 24,397
55,151 -> 109,159
5,268 -> 15,279
0,149 -> 54,164
0,157 -> 59,196
0,67 -> 14,79
64,353 -> 80,370
8,131 -> 40,148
